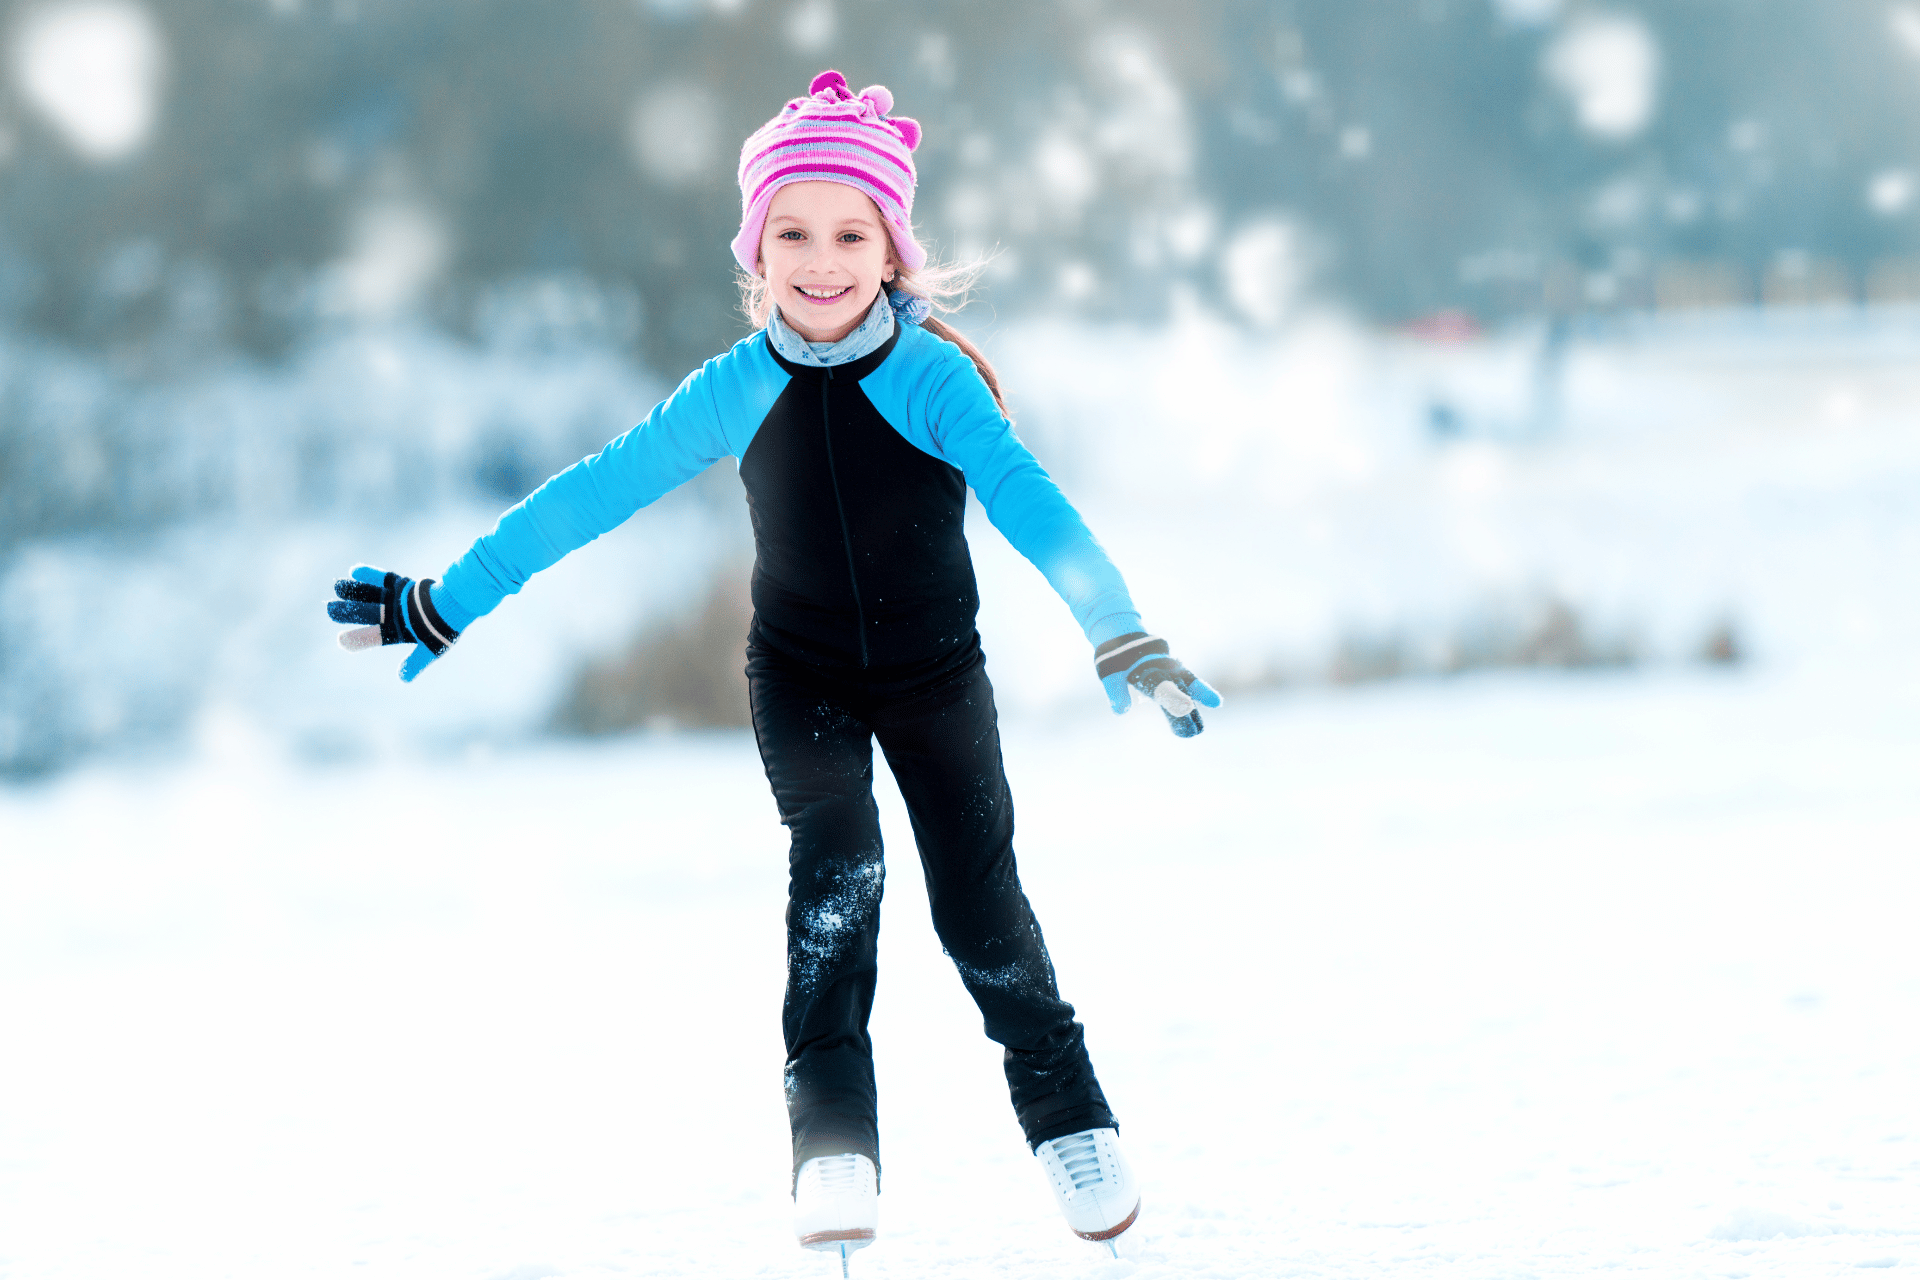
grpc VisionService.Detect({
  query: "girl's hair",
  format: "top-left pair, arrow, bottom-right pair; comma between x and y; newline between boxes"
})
737,250 -> 1011,420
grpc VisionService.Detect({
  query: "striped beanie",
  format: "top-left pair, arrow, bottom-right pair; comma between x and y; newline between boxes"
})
732,70 -> 924,275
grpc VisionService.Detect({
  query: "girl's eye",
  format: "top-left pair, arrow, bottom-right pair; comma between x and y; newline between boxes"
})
838,232 -> 864,243
778,230 -> 804,241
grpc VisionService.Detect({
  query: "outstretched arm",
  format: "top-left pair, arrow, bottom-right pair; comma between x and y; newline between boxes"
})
437,363 -> 738,622
328,355 -> 745,681
920,350 -> 1222,736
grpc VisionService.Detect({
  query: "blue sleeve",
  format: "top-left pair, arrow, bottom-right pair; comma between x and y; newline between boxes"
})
439,335 -> 787,620
863,326 -> 1142,645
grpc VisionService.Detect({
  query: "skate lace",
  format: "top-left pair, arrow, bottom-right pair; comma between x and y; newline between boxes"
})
811,1153 -> 865,1192
1048,1131 -> 1106,1192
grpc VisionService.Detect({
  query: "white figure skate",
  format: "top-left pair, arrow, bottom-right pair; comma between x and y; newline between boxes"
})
794,1152 -> 877,1276
1036,1127 -> 1140,1255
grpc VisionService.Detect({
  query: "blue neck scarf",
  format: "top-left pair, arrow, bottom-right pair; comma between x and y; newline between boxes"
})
768,288 -> 928,367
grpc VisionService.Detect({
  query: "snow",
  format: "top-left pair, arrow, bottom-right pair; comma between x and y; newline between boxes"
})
6,300 -> 1920,1273
3,661 -> 1917,1278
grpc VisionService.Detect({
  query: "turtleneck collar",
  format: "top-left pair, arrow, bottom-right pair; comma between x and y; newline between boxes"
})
768,289 -> 895,368
766,287 -> 934,368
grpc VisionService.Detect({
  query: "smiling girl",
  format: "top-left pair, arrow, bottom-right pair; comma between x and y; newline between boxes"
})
328,70 -> 1218,1268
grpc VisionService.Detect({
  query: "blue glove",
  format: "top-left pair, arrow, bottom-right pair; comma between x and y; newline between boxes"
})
327,565 -> 468,682
1095,632 -> 1222,738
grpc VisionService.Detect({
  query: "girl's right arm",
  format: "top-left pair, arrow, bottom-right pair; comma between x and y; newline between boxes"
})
329,341 -> 776,681
438,366 -> 736,621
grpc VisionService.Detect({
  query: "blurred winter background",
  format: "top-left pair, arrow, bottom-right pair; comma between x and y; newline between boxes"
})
2,3 -> 1919,1278
1,0 -> 1917,768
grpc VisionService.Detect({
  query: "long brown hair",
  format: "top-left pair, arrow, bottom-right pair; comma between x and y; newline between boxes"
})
890,276 -> 1013,420
737,246 -> 1011,421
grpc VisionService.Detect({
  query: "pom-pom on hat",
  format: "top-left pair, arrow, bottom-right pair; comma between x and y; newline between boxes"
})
732,70 -> 924,275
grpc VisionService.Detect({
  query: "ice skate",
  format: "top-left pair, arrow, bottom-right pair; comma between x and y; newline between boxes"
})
794,1152 -> 877,1274
1036,1127 -> 1140,1254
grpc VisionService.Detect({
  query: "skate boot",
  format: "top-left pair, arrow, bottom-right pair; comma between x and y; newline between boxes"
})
1036,1127 -> 1139,1254
793,1152 -> 877,1275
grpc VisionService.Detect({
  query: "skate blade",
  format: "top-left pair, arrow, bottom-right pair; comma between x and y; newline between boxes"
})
799,1228 -> 875,1252
1072,1198 -> 1140,1243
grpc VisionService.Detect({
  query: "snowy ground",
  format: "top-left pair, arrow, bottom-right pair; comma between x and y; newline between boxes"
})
3,663 -> 1916,1279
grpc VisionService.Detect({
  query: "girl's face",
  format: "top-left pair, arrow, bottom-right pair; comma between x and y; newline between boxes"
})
759,181 -> 894,344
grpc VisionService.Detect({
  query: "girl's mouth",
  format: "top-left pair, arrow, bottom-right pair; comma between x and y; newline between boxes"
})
794,284 -> 853,305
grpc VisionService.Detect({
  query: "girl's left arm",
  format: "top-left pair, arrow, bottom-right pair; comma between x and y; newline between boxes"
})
917,349 -> 1220,736
919,359 -> 1142,647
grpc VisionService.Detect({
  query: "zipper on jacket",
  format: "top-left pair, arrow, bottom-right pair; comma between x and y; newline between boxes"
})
819,367 -> 870,667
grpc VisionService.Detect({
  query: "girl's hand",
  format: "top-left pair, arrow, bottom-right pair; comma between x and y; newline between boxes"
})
328,565 -> 465,682
1094,633 -> 1222,738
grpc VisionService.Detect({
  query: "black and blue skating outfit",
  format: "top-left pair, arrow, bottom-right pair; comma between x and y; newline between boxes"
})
436,314 -> 1142,1183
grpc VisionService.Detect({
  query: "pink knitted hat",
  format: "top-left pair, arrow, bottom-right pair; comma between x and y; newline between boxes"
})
732,70 -> 924,275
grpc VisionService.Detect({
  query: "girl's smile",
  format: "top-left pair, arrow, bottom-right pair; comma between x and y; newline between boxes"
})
759,181 -> 894,342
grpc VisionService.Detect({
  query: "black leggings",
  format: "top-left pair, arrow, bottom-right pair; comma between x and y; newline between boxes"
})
747,635 -> 1115,1183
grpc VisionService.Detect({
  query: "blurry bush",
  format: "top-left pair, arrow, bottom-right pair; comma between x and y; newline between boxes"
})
550,569 -> 753,735
0,300 -> 656,561
1444,597 -> 1639,673
1699,619 -> 1743,666
1308,602 -> 1748,688
1329,595 -> 1638,686
0,549 -> 193,778
0,320 -> 672,777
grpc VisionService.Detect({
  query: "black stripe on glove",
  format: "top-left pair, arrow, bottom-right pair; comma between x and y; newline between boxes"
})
1094,633 -> 1170,679
405,577 -> 459,656
329,571 -> 460,655
1094,631 -> 1221,738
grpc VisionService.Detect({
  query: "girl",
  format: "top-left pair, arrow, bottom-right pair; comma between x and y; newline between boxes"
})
328,70 -> 1219,1268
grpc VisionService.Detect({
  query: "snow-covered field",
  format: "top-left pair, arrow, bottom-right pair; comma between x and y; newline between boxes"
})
3,661 -> 1916,1279
5,303 -> 1920,1276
